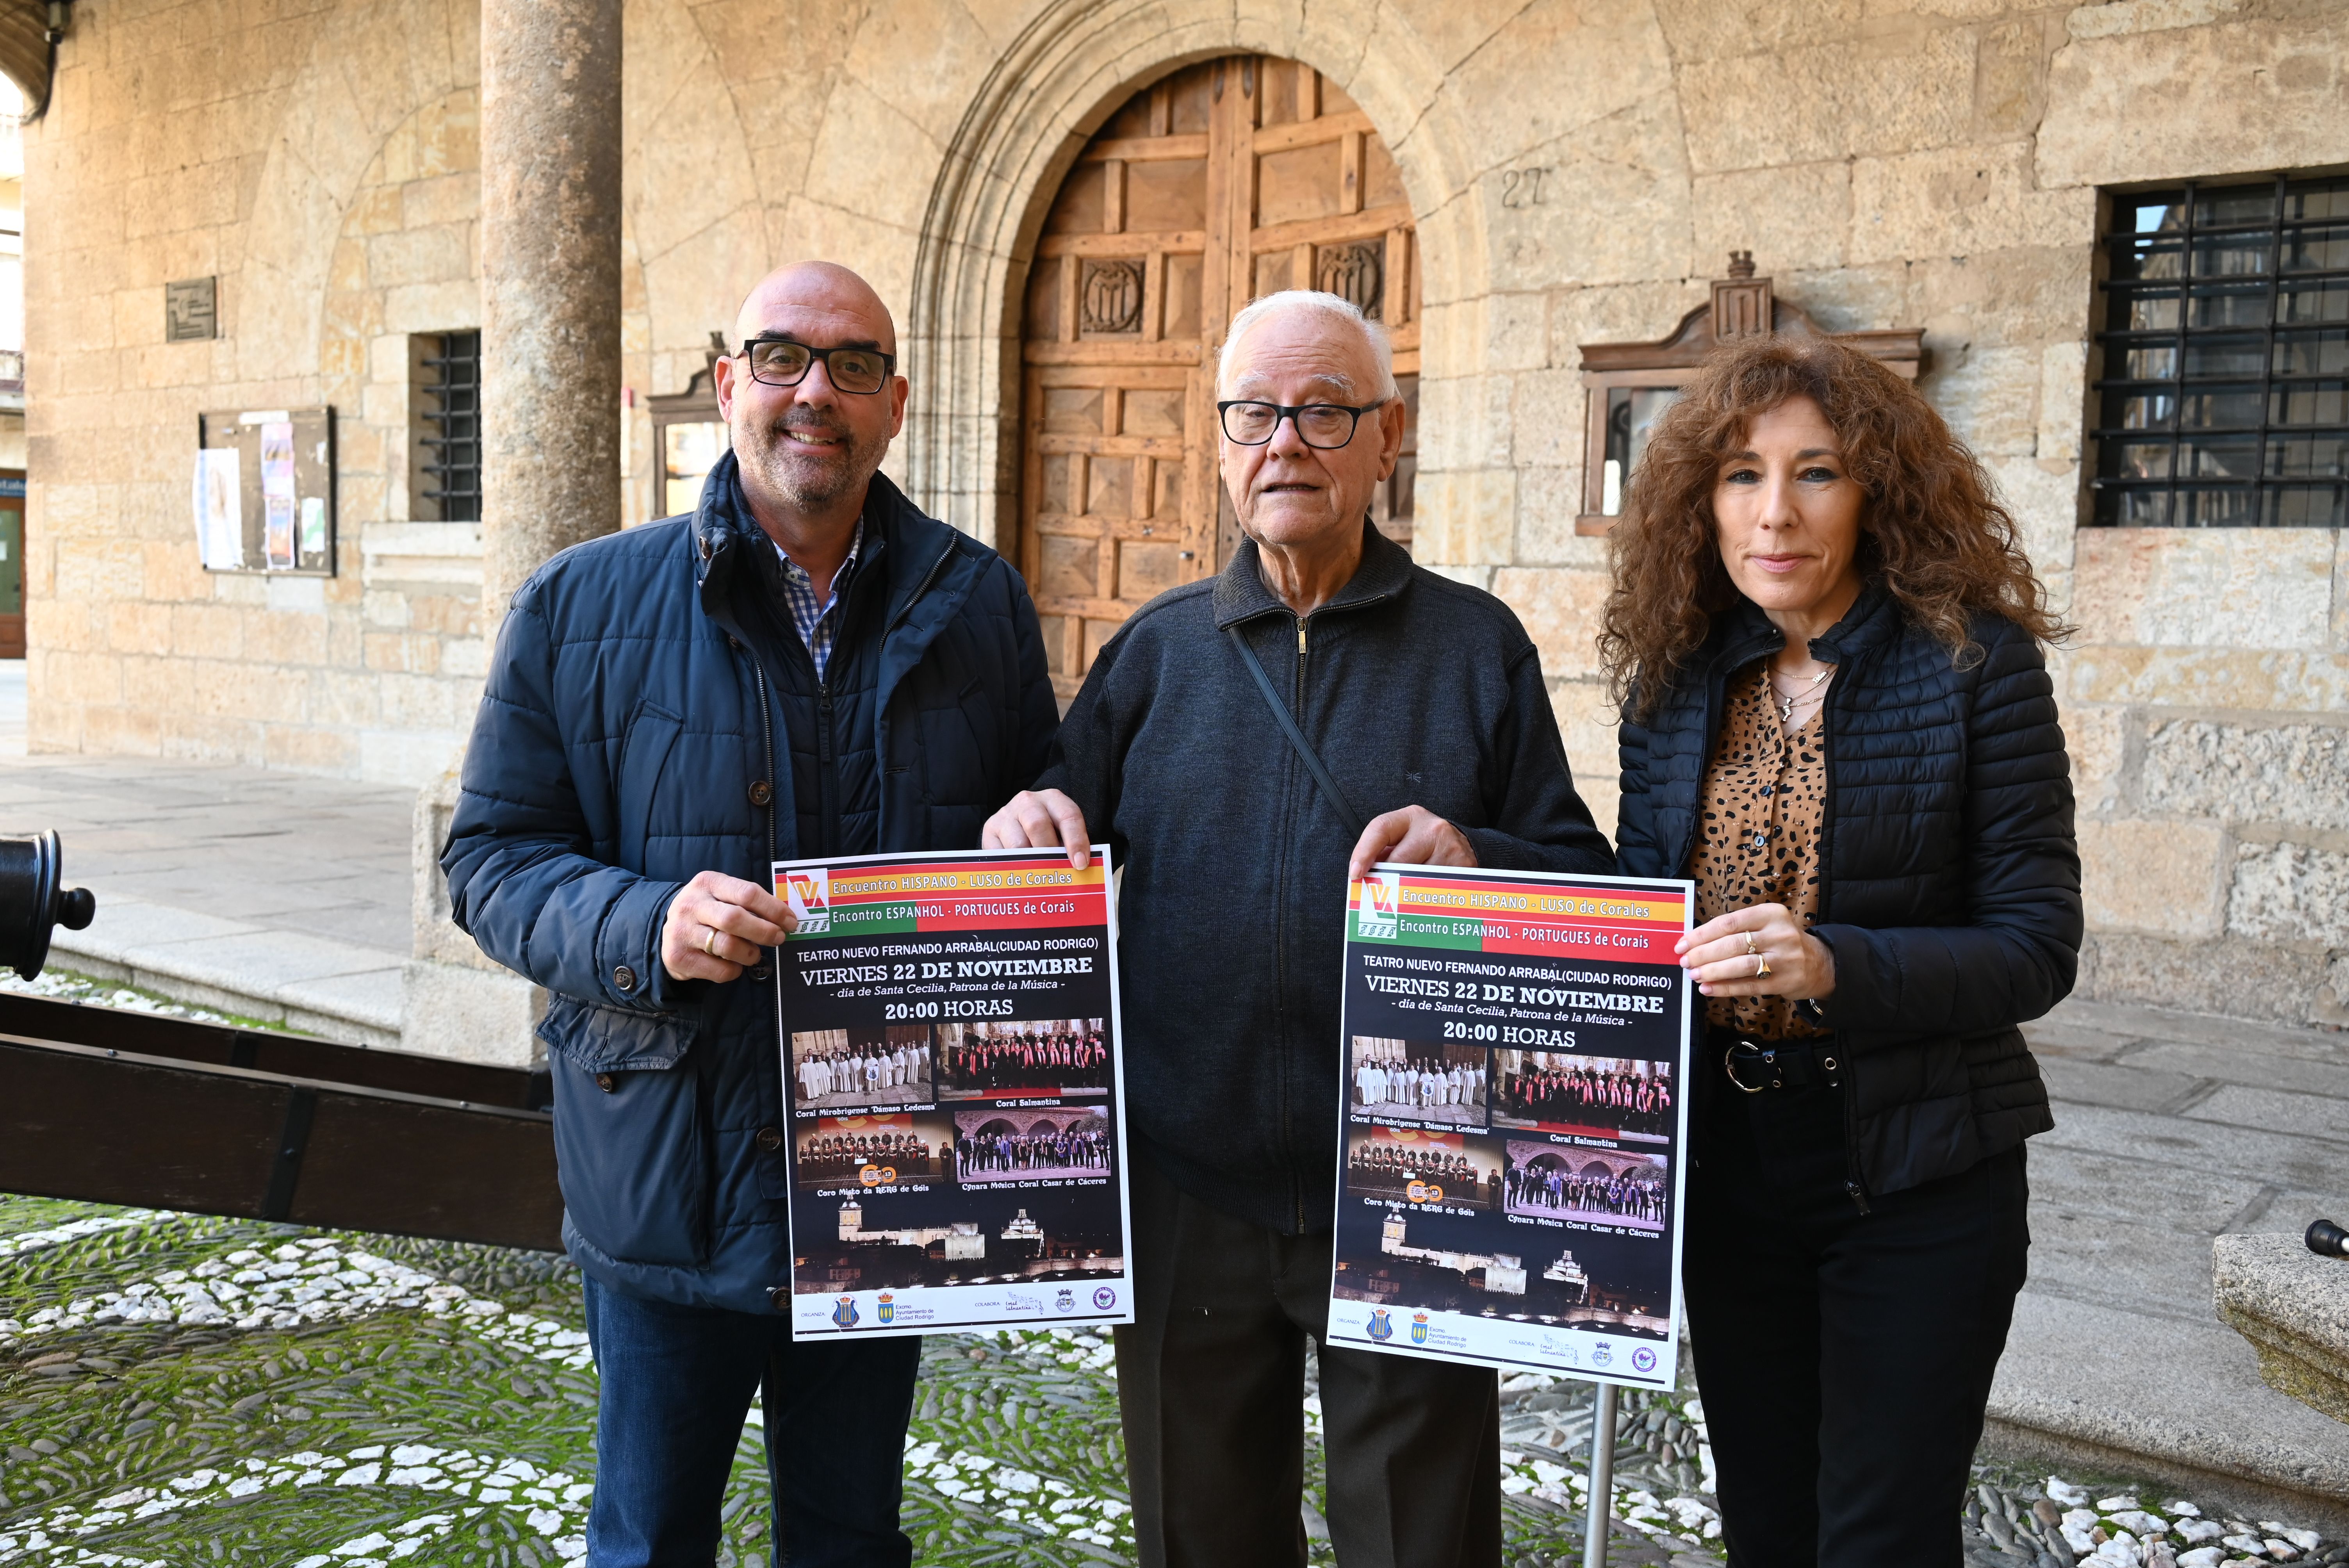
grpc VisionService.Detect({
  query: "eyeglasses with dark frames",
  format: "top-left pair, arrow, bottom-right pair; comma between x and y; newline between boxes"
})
738,336 -> 896,396
1217,399 -> 1388,449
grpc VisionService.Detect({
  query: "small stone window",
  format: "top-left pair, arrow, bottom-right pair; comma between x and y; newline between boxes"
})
412,330 -> 482,522
2092,173 -> 2349,527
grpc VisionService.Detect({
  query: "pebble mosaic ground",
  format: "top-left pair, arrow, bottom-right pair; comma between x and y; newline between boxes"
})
0,1197 -> 2334,1568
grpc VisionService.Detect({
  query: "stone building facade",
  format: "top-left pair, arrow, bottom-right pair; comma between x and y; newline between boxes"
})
19,0 -> 2349,1027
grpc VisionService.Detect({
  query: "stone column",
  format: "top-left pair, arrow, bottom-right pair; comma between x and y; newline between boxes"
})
479,0 -> 623,613
403,0 -> 621,1067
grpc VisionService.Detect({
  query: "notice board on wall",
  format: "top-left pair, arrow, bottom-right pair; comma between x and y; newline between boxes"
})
193,407 -> 335,575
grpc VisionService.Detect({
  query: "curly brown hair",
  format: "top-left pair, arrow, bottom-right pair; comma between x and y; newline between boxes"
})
1597,334 -> 2067,720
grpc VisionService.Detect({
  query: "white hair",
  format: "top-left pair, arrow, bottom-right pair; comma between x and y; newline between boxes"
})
1216,289 -> 1399,401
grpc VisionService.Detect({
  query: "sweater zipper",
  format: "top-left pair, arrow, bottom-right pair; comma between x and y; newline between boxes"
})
1287,612 -> 1310,1230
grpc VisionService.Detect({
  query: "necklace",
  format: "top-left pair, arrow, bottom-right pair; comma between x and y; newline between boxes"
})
1768,665 -> 1832,726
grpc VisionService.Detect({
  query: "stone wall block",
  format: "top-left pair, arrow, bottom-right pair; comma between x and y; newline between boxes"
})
1492,94 -> 1694,292
1479,292 -> 1548,375
2035,337 -> 2087,465
1436,6 -> 1676,182
1905,247 -> 2094,349
1492,564 -> 1608,682
1679,25 -> 1974,173
365,224 -> 474,289
1848,143 -> 2089,269
2066,647 -> 2349,715
1515,467 -> 1608,567
2229,842 -> 2349,951
262,724 -> 361,775
1691,159 -> 1851,275
1923,340 -> 2040,460
80,704 -> 166,758
2062,704 -> 2124,816
2317,953 -> 2349,1030
1970,16 -> 2049,135
2077,930 -> 2326,1025
381,279 -> 483,336
2069,527 -> 2336,652
1510,367 -> 1587,469
622,55 -> 762,259
2141,720 -> 2349,834
2078,818 -> 2224,939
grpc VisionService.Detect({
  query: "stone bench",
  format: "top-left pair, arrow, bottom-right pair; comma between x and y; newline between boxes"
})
2215,1234 -> 2349,1426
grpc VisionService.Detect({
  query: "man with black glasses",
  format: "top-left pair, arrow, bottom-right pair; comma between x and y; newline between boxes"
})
443,260 -> 1057,1566
985,290 -> 1612,1568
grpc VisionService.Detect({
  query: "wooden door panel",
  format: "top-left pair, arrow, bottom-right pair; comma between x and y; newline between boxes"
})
1021,55 -> 1420,697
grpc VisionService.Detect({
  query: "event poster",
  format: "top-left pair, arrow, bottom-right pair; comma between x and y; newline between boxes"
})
773,846 -> 1133,1339
1323,864 -> 1695,1389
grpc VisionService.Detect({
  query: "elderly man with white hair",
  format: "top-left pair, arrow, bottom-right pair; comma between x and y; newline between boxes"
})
986,290 -> 1613,1568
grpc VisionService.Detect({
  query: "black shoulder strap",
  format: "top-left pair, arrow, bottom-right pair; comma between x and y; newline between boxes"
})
1227,624 -> 1366,838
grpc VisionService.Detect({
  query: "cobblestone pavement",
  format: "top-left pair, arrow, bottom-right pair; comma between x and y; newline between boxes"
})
5,1196 -> 2339,1568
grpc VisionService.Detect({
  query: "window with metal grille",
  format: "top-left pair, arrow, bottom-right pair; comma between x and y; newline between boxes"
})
417,330 -> 481,522
2092,173 -> 2349,527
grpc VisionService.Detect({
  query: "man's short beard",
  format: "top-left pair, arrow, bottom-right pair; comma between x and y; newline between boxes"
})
737,416 -> 888,513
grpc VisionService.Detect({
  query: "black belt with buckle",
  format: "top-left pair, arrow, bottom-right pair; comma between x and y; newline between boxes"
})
1720,1034 -> 1841,1093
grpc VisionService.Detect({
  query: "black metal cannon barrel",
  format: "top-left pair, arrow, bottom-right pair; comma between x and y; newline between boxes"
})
0,829 -> 94,980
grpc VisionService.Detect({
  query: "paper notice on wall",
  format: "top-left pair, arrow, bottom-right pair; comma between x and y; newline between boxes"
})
258,421 -> 296,497
264,495 -> 297,570
191,447 -> 243,570
299,495 -> 328,554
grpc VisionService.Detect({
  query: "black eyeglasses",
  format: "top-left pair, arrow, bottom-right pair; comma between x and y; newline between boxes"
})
1217,399 -> 1387,449
738,336 -> 896,395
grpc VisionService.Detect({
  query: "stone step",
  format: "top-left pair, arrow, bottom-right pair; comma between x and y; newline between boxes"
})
52,892 -> 404,1049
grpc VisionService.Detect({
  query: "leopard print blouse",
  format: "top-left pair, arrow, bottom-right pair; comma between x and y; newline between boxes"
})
1688,662 -> 1829,1041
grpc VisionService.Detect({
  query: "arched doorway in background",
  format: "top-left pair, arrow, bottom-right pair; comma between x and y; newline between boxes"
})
1017,55 -> 1421,698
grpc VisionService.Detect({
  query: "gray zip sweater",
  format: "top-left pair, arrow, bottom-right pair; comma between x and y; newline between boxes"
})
1038,523 -> 1614,1233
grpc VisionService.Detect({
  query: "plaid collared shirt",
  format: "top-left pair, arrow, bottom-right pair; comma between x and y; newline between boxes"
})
776,519 -> 864,681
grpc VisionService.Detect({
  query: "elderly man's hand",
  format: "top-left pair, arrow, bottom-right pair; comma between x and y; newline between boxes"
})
661,871 -> 796,984
1348,805 -> 1477,881
983,789 -> 1091,869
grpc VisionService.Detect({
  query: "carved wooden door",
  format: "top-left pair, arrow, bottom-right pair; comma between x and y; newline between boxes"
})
1020,55 -> 1421,697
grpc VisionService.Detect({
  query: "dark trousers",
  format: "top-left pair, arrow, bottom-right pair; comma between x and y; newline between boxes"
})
581,1275 -> 922,1568
1682,1071 -> 2030,1568
1113,1150 -> 1503,1568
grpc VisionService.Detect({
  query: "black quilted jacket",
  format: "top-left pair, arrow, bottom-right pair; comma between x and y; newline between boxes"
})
1615,584 -> 2079,1200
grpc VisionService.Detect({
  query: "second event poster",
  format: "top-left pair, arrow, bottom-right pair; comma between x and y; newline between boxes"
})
1323,864 -> 1695,1389
772,846 -> 1133,1339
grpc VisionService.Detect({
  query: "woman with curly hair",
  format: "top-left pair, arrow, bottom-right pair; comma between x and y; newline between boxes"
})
1602,335 -> 2080,1564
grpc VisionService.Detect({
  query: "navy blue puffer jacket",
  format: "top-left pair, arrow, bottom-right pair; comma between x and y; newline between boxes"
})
1615,584 -> 2080,1199
442,458 -> 1058,1312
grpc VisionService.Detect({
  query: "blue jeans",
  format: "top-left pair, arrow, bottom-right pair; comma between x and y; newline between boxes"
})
581,1275 -> 923,1567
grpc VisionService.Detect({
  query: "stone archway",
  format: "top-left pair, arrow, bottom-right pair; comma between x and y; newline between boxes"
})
900,0 -> 1483,569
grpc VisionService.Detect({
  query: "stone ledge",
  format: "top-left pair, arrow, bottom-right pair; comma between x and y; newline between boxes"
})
2217,1233 -> 2349,1427
52,894 -> 404,1051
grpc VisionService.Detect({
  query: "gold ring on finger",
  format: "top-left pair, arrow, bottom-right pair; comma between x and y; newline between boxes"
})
1754,953 -> 1771,978
703,927 -> 717,957
1743,932 -> 1757,956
